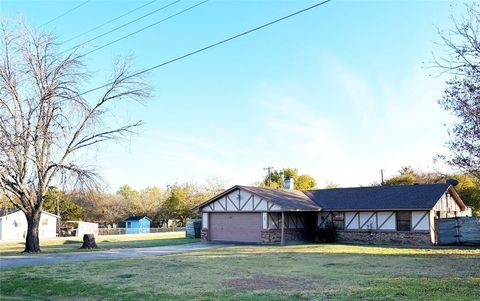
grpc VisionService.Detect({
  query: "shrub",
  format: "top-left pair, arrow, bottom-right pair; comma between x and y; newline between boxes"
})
315,221 -> 337,243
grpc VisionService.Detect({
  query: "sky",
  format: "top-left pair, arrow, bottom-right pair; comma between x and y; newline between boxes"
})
0,0 -> 467,191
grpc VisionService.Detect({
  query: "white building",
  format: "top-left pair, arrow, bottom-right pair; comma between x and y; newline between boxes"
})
0,210 -> 60,240
65,221 -> 99,237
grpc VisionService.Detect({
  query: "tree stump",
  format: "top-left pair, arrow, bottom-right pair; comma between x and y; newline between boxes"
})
80,234 -> 97,249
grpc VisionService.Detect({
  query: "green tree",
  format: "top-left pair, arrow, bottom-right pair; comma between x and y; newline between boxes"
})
324,182 -> 340,189
384,167 -> 480,216
384,166 -> 417,185
262,168 -> 317,190
433,3 -> 480,179
296,174 -> 317,190
451,174 -> 480,216
43,188 -> 83,224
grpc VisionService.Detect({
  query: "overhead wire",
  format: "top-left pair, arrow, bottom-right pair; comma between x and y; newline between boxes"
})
62,0 -> 160,44
79,0 -> 332,96
41,0 -> 92,27
80,0 -> 209,57
63,0 -> 182,54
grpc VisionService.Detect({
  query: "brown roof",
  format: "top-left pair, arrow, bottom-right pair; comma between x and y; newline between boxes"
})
240,186 -> 321,211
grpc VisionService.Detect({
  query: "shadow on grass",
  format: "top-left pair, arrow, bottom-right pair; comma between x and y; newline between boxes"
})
1,237 -> 199,256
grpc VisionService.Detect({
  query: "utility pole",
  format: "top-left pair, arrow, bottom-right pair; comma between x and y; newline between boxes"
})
264,166 -> 274,187
380,169 -> 384,186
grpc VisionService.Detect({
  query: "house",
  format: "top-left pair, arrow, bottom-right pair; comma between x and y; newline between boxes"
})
196,179 -> 471,245
0,209 -> 60,240
125,216 -> 151,234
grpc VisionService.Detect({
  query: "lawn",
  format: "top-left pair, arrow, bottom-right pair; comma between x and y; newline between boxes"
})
0,232 -> 198,255
0,243 -> 479,300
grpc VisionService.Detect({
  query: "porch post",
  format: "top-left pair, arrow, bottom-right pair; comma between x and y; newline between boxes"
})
281,211 -> 285,246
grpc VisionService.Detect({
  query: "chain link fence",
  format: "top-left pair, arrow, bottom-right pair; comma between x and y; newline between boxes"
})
98,227 -> 186,236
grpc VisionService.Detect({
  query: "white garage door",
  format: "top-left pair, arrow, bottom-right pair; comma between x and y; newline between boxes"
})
209,213 -> 262,243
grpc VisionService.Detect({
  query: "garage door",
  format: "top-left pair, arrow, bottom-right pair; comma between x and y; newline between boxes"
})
209,213 -> 262,243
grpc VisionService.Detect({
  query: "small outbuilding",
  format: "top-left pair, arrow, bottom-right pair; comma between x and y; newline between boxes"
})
0,209 -> 60,240
64,221 -> 99,237
125,216 -> 151,234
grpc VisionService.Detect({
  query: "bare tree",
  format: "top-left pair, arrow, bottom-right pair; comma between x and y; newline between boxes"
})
0,21 -> 150,252
432,3 -> 480,180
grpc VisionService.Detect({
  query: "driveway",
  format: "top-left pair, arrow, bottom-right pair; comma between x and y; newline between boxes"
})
0,242 -> 224,268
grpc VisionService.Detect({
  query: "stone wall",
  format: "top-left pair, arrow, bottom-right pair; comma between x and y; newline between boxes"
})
261,229 -> 308,244
336,230 -> 432,245
201,228 -> 208,241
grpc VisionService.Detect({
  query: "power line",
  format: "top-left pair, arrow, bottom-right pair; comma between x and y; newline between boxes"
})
41,0 -> 92,27
81,0 -> 208,57
64,0 -> 182,54
80,0 -> 332,96
264,167 -> 274,187
63,0 -> 160,44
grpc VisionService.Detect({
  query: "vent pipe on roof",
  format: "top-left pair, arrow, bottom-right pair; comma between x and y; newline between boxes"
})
284,177 -> 295,190
446,179 -> 459,186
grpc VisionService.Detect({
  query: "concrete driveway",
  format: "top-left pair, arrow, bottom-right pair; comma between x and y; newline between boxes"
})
0,243 -> 224,268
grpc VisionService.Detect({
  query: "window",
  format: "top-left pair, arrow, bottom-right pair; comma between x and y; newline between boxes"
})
42,219 -> 48,226
332,212 -> 345,230
396,211 -> 411,231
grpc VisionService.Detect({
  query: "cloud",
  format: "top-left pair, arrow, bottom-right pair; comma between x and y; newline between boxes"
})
251,56 -> 453,187
100,54 -> 455,190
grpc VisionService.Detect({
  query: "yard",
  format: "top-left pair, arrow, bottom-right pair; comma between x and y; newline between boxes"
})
0,243 -> 479,300
0,232 -> 197,255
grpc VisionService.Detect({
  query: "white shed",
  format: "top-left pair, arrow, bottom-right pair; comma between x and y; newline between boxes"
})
0,210 -> 60,240
65,221 -> 99,237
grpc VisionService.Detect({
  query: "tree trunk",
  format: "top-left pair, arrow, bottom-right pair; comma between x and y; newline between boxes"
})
24,209 -> 42,253
80,234 -> 97,249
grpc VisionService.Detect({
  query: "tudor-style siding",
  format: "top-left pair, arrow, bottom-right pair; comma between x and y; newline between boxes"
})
433,192 -> 462,217
197,183 -> 471,245
319,211 -> 430,232
201,188 -> 281,213
267,212 -> 306,230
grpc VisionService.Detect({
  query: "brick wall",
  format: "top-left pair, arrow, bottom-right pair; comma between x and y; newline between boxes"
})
261,229 -> 308,244
201,228 -> 208,241
336,230 -> 432,245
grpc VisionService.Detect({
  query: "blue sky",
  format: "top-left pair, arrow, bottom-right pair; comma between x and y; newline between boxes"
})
1,0 -> 464,190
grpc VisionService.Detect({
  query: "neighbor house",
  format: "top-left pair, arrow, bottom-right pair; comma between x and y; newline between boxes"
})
196,180 -> 471,245
125,215 -> 151,234
0,209 -> 60,240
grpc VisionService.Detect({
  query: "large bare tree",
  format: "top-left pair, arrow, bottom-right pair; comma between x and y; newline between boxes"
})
0,22 -> 150,252
433,3 -> 480,179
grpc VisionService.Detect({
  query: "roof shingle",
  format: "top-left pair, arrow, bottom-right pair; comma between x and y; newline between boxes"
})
303,183 -> 452,210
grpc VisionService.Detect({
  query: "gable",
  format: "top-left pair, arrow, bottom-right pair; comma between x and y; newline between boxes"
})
432,186 -> 465,211
200,187 -> 281,212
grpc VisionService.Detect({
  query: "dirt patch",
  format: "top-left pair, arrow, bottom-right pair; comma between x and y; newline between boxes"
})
223,274 -> 315,291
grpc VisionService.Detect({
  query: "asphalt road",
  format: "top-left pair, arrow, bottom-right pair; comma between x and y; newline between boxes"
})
0,243 -> 224,268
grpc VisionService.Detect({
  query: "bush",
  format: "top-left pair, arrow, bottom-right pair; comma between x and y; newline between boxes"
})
315,222 -> 337,243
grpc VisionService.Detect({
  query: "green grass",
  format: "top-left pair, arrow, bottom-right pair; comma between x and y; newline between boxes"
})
0,232 -> 199,255
1,243 -> 479,300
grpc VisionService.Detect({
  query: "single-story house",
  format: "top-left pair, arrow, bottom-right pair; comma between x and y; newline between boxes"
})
196,180 -> 471,245
125,215 -> 151,234
0,209 -> 60,240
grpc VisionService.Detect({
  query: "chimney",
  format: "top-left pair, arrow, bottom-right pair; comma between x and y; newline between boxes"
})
284,177 -> 295,190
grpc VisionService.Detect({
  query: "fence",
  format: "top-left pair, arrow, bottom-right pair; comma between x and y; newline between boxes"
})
437,217 -> 480,245
98,227 -> 186,236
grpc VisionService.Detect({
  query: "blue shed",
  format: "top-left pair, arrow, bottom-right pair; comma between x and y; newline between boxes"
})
125,216 -> 152,234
